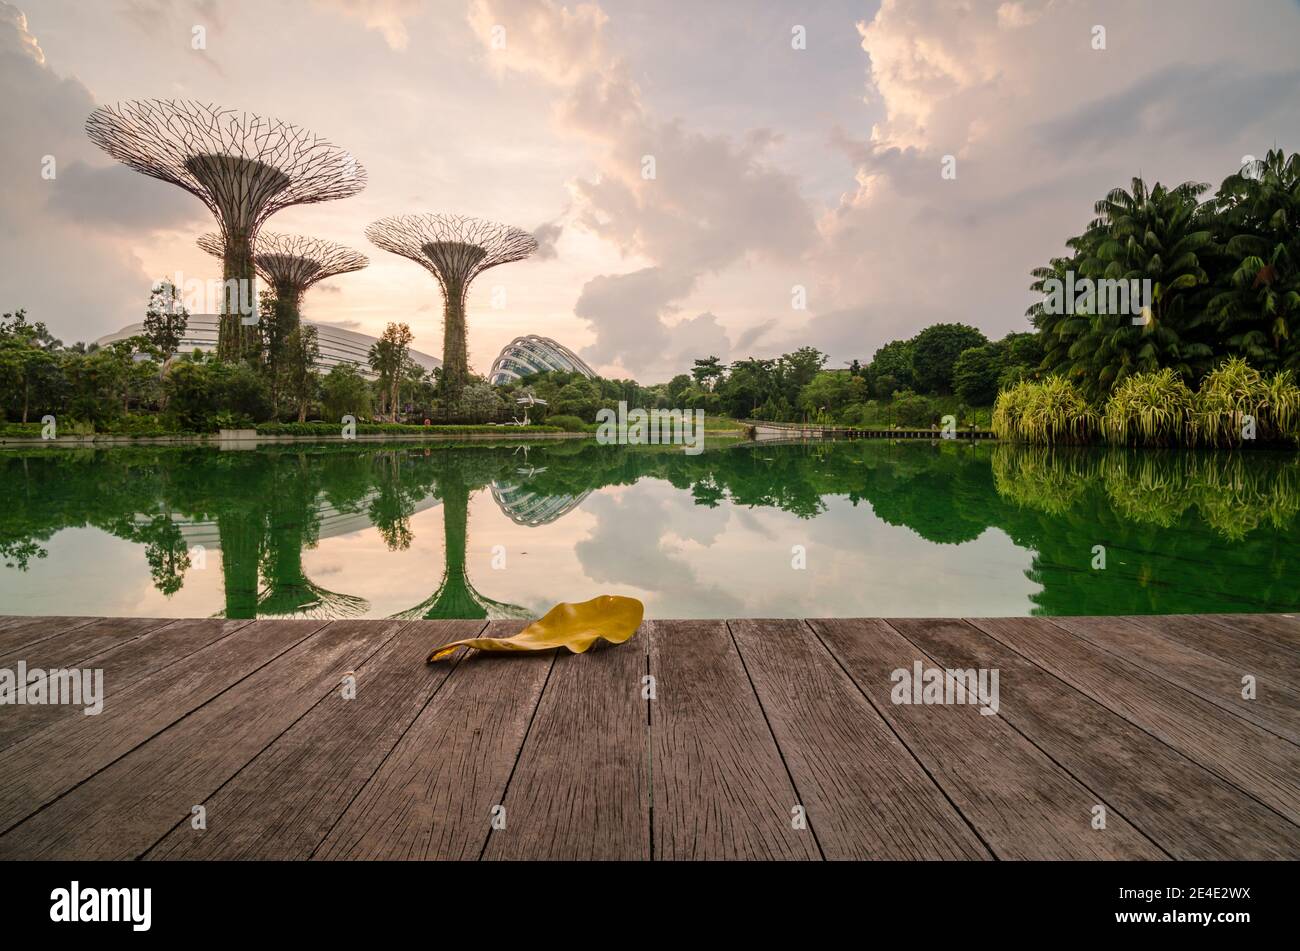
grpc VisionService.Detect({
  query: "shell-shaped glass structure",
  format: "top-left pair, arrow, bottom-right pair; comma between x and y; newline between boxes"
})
488,335 -> 595,385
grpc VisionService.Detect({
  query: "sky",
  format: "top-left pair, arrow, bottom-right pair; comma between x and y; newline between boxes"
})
2,0 -> 1298,383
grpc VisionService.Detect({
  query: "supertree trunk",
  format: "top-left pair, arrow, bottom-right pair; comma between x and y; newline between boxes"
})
441,290 -> 469,397
218,235 -> 257,361
274,285 -> 304,334
217,508 -> 262,620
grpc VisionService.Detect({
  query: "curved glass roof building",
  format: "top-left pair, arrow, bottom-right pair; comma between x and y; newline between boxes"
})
491,480 -> 592,526
488,335 -> 595,385
94,314 -> 441,379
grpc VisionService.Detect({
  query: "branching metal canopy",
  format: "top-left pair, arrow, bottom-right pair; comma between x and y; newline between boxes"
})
364,214 -> 537,304
199,232 -> 369,294
86,99 -> 367,244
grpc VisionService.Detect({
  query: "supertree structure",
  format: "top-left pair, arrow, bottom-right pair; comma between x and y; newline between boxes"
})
364,214 -> 537,395
198,232 -> 367,332
85,99 -> 366,361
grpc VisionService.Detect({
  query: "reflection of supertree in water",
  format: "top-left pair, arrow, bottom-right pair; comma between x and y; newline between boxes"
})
391,453 -> 531,621
216,506 -> 264,620
255,454 -> 370,619
86,100 -> 366,360
4,441 -> 1300,619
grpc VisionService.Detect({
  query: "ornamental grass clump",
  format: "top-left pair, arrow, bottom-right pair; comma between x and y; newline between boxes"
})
1099,451 -> 1189,527
991,444 -> 1096,515
990,380 -> 1033,441
1102,369 -> 1196,446
993,377 -> 1097,444
1191,357 -> 1300,446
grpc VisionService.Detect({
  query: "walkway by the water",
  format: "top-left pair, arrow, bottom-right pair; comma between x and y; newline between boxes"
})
0,613 -> 1296,859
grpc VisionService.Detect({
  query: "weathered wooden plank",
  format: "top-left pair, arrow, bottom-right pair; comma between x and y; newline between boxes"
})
1201,613 -> 1300,652
0,618 -> 326,835
1123,614 -> 1300,684
648,620 -> 820,860
728,618 -> 989,859
0,618 -> 251,752
810,618 -> 1164,859
147,620 -> 483,860
481,625 -> 648,860
0,616 -> 98,654
1051,615 -> 1300,742
968,616 -> 1300,826
0,616 -> 178,669
892,617 -> 1299,859
0,618 -> 407,859
317,621 -> 552,861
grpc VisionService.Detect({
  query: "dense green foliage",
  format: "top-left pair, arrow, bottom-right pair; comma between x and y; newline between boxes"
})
0,296 -> 513,431
995,358 -> 1300,446
1030,149 -> 1300,398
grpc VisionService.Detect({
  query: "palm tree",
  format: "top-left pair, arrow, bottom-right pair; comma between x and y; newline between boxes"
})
1031,178 -> 1215,399
1207,149 -> 1300,371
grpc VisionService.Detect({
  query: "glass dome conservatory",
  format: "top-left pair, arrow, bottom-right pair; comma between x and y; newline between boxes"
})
488,335 -> 595,385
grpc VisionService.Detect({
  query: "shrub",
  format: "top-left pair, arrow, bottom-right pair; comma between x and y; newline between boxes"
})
890,389 -> 936,427
1103,369 -> 1196,446
991,380 -> 1034,440
543,414 -> 587,432
1191,357 -> 1300,446
952,344 -> 1003,406
992,377 -> 1097,444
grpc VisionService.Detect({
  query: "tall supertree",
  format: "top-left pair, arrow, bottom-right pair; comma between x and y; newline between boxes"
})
198,232 -> 368,333
364,214 -> 537,396
85,100 -> 366,361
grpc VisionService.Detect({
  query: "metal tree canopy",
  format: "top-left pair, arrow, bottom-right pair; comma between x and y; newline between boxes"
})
198,232 -> 368,320
86,100 -> 366,360
365,214 -> 537,395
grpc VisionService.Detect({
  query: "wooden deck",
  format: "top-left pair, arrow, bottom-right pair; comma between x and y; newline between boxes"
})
0,613 -> 1296,860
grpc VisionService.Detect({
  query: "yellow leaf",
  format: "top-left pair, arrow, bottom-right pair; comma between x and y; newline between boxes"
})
427,595 -> 644,663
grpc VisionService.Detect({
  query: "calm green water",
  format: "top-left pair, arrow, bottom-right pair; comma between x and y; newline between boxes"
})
1,439 -> 1297,618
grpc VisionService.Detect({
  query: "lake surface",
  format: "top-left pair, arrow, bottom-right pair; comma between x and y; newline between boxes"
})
1,439 -> 1297,619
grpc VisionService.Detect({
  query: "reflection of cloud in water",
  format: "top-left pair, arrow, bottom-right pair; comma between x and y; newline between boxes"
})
729,496 -> 1036,617
733,506 -> 777,541
574,485 -> 746,617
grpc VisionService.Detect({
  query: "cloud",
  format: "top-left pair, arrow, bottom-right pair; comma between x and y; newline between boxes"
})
44,161 -> 205,233
314,0 -> 422,51
310,317 -> 362,330
572,266 -> 693,371
732,318 -> 777,354
0,0 -> 41,61
0,2 -> 167,342
118,0 -> 227,36
531,219 -> 563,260
469,0 -> 818,378
807,0 -> 1300,359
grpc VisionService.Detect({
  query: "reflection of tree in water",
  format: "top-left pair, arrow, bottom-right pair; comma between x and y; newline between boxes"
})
392,448 -> 531,620
2,439 -> 1299,618
256,452 -> 370,620
988,445 -> 1300,614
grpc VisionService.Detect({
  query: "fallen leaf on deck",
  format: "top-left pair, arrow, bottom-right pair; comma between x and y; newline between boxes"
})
427,595 -> 644,663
